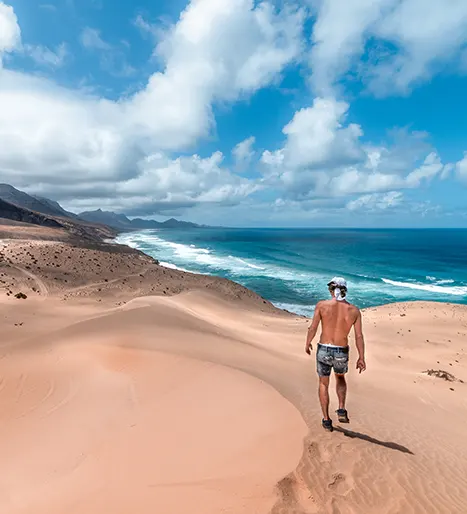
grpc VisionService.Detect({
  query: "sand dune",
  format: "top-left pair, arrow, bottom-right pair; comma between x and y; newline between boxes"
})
1,235 -> 467,513
0,294 -> 306,514
1,351 -> 305,514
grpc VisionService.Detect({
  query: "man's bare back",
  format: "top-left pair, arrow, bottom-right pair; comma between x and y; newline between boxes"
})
316,299 -> 360,347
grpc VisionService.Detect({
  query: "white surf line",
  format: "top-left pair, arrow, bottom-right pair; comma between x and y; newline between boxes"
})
382,278 -> 467,296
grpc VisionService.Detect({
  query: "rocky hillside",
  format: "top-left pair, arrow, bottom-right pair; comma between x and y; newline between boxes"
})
0,199 -> 116,242
0,199 -> 63,228
0,184 -> 73,218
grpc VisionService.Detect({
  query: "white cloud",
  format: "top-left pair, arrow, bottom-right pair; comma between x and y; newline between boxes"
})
410,201 -> 442,218
456,153 -> 467,182
362,129 -> 431,174
1,1 -> 66,69
118,0 -> 305,150
308,0 -> 467,95
0,1 -> 20,64
133,14 -> 160,40
151,0 -> 304,99
261,97 -> 449,199
330,151 -> 448,195
36,151 -> 258,215
120,151 -> 256,204
309,0 -> 391,94
367,0 -> 467,94
261,97 -> 364,195
326,168 -> 401,195
267,98 -> 363,171
0,71 -> 129,184
405,152 -> 445,187
440,163 -> 454,180
80,27 -> 111,51
24,42 -> 67,68
347,191 -> 403,211
232,136 -> 256,169
0,0 -> 304,213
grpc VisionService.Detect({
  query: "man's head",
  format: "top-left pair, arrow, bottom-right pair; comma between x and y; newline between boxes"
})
327,277 -> 347,301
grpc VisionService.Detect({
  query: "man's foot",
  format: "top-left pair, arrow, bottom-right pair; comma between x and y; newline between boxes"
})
322,418 -> 333,432
336,409 -> 350,423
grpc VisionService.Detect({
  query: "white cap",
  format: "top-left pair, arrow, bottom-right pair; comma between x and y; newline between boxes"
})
327,277 -> 347,288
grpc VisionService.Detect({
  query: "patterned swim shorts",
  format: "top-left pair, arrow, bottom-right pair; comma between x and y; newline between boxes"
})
316,344 -> 349,376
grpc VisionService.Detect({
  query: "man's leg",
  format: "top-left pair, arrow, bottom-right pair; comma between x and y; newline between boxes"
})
335,373 -> 347,410
317,347 -> 333,430
319,376 -> 331,420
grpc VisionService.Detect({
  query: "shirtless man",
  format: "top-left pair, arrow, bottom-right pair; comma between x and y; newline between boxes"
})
305,277 -> 366,432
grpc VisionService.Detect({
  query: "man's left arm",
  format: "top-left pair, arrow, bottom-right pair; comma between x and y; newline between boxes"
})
305,303 -> 321,355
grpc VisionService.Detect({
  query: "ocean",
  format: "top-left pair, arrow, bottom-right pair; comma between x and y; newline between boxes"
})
116,228 -> 467,316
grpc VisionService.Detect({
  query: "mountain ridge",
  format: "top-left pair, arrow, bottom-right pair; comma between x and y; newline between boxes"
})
0,184 -> 69,218
0,184 -> 202,231
78,209 -> 202,230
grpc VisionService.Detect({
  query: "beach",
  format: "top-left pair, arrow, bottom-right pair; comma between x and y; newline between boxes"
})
1,223 -> 467,514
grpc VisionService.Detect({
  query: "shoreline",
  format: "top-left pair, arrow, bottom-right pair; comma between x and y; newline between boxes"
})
113,228 -> 467,316
2,222 -> 465,317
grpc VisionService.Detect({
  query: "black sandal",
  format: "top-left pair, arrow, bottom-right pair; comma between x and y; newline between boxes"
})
336,409 -> 350,423
322,418 -> 333,432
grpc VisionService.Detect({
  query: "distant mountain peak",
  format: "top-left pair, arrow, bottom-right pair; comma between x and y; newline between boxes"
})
0,184 -> 73,218
0,183 -> 17,190
78,209 -> 201,231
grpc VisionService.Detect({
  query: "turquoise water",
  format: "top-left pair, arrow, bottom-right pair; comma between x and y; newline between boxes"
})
116,228 -> 467,316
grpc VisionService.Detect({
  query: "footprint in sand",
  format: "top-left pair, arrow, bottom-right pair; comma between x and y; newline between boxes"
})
328,472 -> 352,495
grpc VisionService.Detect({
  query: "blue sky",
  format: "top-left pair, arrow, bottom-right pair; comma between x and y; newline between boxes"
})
1,0 -> 467,227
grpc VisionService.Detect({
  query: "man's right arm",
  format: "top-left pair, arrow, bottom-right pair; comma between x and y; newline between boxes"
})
305,302 -> 322,354
354,309 -> 366,373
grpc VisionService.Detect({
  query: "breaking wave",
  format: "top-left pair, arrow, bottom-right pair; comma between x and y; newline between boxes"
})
382,278 -> 467,296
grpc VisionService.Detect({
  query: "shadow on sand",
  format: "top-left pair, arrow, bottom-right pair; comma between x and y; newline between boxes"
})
334,426 -> 414,455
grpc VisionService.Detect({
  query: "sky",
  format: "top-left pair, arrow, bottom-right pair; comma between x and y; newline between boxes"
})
0,0 -> 467,228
